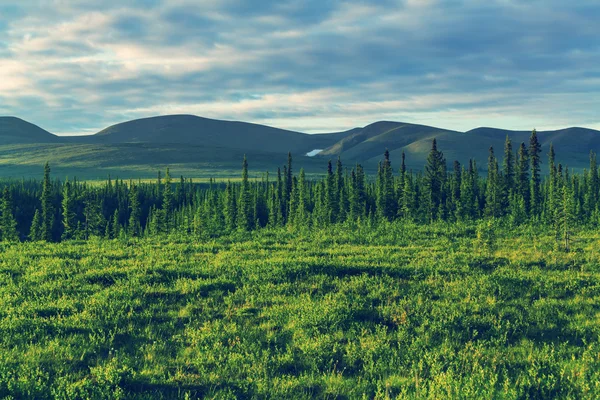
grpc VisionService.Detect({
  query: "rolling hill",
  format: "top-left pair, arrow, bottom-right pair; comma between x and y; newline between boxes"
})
319,123 -> 600,172
0,117 -> 59,144
82,114 -> 351,154
0,114 -> 599,178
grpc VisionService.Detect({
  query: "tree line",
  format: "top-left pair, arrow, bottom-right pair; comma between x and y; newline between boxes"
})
0,130 -> 597,247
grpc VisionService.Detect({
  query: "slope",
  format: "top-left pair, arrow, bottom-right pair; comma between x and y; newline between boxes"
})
0,117 -> 59,144
85,114 -> 350,154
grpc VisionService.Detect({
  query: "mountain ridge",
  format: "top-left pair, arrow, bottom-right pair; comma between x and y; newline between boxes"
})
1,115 -> 599,178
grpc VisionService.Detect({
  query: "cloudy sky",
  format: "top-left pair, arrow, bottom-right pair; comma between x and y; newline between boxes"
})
0,0 -> 599,135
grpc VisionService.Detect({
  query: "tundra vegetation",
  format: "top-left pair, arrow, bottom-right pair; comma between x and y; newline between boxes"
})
1,131 -> 600,398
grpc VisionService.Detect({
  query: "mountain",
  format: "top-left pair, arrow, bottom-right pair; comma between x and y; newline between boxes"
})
85,115 -> 350,154
1,114 -> 599,179
319,121 -> 461,164
0,117 -> 59,144
319,123 -> 600,172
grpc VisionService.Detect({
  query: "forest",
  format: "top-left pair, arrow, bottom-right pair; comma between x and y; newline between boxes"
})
0,129 -> 596,249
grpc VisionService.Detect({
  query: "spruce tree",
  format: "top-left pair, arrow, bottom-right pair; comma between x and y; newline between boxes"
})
334,157 -> 343,219
61,179 -> 77,240
501,135 -> 514,213
529,129 -> 542,217
425,139 -> 446,221
0,187 -> 19,242
40,162 -> 54,241
29,209 -> 42,241
224,181 -> 237,231
484,147 -> 501,218
325,160 -> 336,223
163,168 -> 174,232
128,185 -> 141,237
586,151 -> 598,216
237,155 -> 253,230
111,209 -> 120,239
382,149 -> 396,220
297,168 -> 307,226
515,142 -> 530,214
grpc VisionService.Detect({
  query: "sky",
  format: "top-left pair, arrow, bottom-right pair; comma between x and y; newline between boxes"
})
0,0 -> 599,136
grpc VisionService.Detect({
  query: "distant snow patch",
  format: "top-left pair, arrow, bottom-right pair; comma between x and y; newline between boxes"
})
306,149 -> 323,157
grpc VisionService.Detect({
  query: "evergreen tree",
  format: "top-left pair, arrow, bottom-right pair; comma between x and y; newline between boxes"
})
501,135 -> 514,213
163,168 -> 174,232
111,209 -> 120,239
325,160 -> 336,223
515,142 -> 529,214
224,181 -> 237,231
529,129 -> 542,217
334,157 -> 343,220
380,149 -> 396,220
83,193 -> 106,238
585,151 -> 598,217
0,187 -> 19,242
557,184 -> 575,252
297,168 -> 308,226
40,162 -> 54,241
61,179 -> 77,240
128,185 -> 141,237
237,155 -> 253,230
459,162 -> 475,220
29,209 -> 42,241
484,147 -> 501,218
425,139 -> 446,221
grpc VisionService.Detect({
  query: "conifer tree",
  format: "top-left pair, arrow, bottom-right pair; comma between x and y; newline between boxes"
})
83,193 -> 106,238
224,181 -> 237,231
382,149 -> 396,220
297,168 -> 308,226
459,162 -> 475,220
111,209 -> 120,239
425,139 -> 446,221
585,151 -> 598,216
547,143 -> 558,224
515,142 -> 529,213
401,174 -> 415,220
334,157 -> 343,219
529,129 -> 542,217
237,155 -> 253,230
128,185 -> 141,237
40,162 -> 54,241
485,147 -> 501,218
0,187 -> 19,242
61,179 -> 77,240
29,209 -> 42,241
502,135 -> 514,213
325,160 -> 336,223
162,168 -> 174,231
175,175 -> 186,206
503,135 -> 514,191
397,151 -> 407,212
558,184 -> 575,252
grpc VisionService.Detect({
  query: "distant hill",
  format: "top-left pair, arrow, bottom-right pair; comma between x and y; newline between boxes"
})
0,117 -> 59,144
84,115 -> 350,154
319,123 -> 600,172
0,114 -> 599,178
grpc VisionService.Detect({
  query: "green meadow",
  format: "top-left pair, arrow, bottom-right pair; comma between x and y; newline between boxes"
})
1,222 -> 599,399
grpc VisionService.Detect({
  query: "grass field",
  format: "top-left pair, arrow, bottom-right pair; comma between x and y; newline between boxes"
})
0,143 -> 335,180
1,222 -> 600,398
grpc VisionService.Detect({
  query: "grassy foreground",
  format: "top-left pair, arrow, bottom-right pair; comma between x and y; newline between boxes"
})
1,222 -> 600,399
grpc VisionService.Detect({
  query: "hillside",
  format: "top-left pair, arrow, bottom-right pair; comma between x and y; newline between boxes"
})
84,115 -> 350,154
319,123 -> 600,172
0,117 -> 59,144
1,114 -> 600,178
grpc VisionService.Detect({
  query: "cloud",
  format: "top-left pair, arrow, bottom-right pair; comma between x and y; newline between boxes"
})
0,0 -> 599,135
